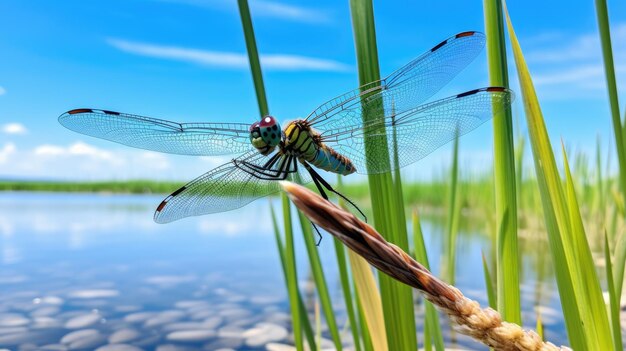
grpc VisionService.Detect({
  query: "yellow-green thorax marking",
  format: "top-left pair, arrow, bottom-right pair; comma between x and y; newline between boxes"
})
284,120 -> 356,176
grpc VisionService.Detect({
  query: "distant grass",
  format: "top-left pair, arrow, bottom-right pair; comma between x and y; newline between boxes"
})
0,180 -> 185,193
2,177 -> 616,218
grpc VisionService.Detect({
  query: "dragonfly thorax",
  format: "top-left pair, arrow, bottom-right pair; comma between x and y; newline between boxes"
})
249,116 -> 282,155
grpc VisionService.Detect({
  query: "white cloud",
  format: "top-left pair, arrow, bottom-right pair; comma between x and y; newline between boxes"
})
527,24 -> 626,64
0,143 -> 16,164
1,141 -> 184,180
34,144 -> 66,157
108,38 -> 350,72
34,142 -> 113,161
0,86 -> 5,95
533,64 -> 626,87
524,23 -> 626,93
251,0 -> 329,23
2,123 -> 27,135
139,151 -> 170,170
158,0 -> 330,23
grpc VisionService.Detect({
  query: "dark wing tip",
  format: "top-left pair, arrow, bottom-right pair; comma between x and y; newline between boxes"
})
66,108 -> 94,115
486,86 -> 507,93
455,31 -> 481,38
456,88 -> 481,98
58,108 -> 93,126
484,86 -> 515,102
430,39 -> 448,52
153,186 -> 187,224
455,86 -> 514,99
431,31 -> 485,52
154,198 -> 171,224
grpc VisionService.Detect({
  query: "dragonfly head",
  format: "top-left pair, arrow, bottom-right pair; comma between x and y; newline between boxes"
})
249,116 -> 281,155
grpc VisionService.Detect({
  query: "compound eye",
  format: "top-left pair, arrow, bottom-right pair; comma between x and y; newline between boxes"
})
259,116 -> 277,128
258,115 -> 281,147
249,121 -> 260,132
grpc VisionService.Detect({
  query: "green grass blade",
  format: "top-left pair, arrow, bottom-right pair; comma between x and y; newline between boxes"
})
335,176 -> 363,351
446,132 -> 460,284
595,136 -> 605,221
348,1 -> 416,350
281,195 -> 304,351
604,233 -> 623,351
333,237 -> 363,351
297,212 -> 343,351
315,300 -> 321,351
481,252 -> 497,309
423,319 -> 432,351
270,205 -> 317,350
483,0 -> 521,325
515,135 -> 525,201
562,143 -> 613,350
237,0 -> 269,117
594,0 -> 626,206
355,286 -> 375,351
536,312 -> 544,341
348,249 -> 388,351
503,4 -> 589,349
613,231 -> 626,299
413,211 -> 445,351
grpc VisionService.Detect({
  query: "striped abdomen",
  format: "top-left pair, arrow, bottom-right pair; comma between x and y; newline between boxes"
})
284,120 -> 356,176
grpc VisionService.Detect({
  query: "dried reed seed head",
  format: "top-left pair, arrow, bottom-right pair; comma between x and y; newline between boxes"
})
279,181 -> 571,351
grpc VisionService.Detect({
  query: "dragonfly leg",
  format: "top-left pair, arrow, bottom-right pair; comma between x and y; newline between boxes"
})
236,155 -> 295,180
302,162 -> 329,200
295,161 -> 324,245
311,222 -> 323,246
304,164 -> 367,223
262,152 -> 283,169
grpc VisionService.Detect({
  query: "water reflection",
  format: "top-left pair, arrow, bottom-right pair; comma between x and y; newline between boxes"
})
0,192 -> 568,350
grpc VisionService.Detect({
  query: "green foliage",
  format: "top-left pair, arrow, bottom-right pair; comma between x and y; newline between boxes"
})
481,252 -> 497,309
413,211 -> 445,351
595,0 -> 626,207
348,1 -> 417,350
504,4 -> 615,348
483,0 -> 521,325
297,211 -> 343,350
604,233 -> 623,351
333,238 -> 363,351
0,180 -> 185,193
270,205 -> 317,350
280,195 -> 304,351
445,131 -> 461,284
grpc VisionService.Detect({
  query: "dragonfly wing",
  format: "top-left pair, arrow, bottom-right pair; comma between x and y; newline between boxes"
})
154,151 -> 311,223
306,32 -> 486,128
321,88 -> 513,174
59,109 -> 252,156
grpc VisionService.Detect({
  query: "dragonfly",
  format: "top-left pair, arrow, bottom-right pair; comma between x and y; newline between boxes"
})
59,31 -> 513,225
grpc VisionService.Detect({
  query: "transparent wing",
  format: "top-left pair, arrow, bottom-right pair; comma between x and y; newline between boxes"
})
320,88 -> 513,174
154,151 -> 311,223
305,31 -> 486,128
59,108 -> 252,156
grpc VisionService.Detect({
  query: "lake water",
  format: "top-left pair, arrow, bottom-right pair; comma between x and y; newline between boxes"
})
0,192 -> 569,350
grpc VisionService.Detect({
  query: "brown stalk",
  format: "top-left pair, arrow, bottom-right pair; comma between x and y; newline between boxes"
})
280,181 -> 571,351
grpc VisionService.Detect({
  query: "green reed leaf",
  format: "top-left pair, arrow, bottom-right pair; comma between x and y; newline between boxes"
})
413,211 -> 445,351
297,212 -> 343,351
604,232 -> 623,351
483,0 -> 521,325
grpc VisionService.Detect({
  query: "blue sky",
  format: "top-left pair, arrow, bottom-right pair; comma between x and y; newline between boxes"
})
1,0 -> 625,181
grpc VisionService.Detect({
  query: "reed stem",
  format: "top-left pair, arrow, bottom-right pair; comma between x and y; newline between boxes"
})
483,0 -> 521,325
